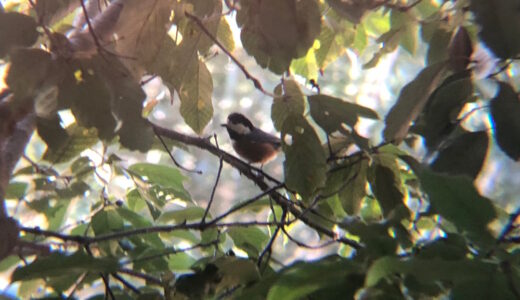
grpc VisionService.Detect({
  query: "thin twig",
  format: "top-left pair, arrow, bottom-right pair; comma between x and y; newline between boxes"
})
209,183 -> 284,225
257,206 -> 285,269
118,268 -> 162,286
21,221 -> 285,245
79,0 -> 104,51
184,11 -> 274,97
111,272 -> 141,294
154,128 -> 202,174
202,135 -> 223,223
124,239 -> 220,266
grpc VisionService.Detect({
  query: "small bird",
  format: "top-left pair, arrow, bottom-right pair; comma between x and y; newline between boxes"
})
222,113 -> 281,165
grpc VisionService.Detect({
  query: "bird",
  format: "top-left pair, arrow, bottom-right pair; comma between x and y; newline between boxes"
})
221,112 -> 281,165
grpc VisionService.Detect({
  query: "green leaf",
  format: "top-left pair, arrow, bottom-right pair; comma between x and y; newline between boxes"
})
156,207 -> 206,224
418,169 -> 496,243
228,227 -> 269,258
11,251 -> 119,282
314,24 -> 349,70
490,82 -> 520,161
416,234 -> 468,261
91,209 -> 124,236
239,0 -> 321,74
363,28 -> 401,69
55,181 -> 90,199
179,59 -> 214,134
338,159 -> 368,215
470,0 -> 520,59
368,154 -> 408,220
128,163 -> 190,201
308,94 -> 379,134
117,207 -> 152,228
290,47 -> 319,80
0,12 -> 38,58
168,252 -> 196,271
267,255 -> 363,300
150,34 -> 213,135
383,62 -> 447,143
282,115 -> 327,200
431,131 -> 489,179
214,256 -> 261,290
366,256 -> 498,288
271,79 -> 306,131
391,10 -> 418,55
413,72 -> 474,150
5,181 -> 28,199
426,27 -> 452,65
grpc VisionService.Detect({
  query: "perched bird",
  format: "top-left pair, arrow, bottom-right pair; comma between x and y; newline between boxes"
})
221,113 -> 281,165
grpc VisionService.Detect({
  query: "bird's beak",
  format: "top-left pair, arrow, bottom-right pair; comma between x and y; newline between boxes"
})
221,123 -> 227,127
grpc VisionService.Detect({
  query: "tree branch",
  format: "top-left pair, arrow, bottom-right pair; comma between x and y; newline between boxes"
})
184,11 -> 274,97
150,122 -> 363,250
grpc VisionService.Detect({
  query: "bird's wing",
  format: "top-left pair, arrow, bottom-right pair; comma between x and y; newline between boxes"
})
245,128 -> 281,147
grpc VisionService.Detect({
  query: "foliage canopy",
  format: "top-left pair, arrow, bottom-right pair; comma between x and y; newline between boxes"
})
0,0 -> 520,299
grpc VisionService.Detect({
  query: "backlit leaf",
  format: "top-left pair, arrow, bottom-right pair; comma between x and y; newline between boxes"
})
179,59 -> 214,134
431,131 -> 489,179
366,256 -> 497,287
11,251 -> 119,282
308,94 -> 379,134
383,62 -> 447,143
418,169 -> 496,244
267,256 -> 363,300
271,79 -> 306,131
128,163 -> 190,199
157,207 -> 206,224
368,154 -> 408,220
91,209 -> 124,236
414,72 -> 474,150
239,0 -> 321,74
0,12 -> 38,58
470,0 -> 520,59
228,227 -> 269,258
490,82 -> 520,161
282,115 -> 327,200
